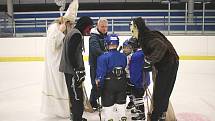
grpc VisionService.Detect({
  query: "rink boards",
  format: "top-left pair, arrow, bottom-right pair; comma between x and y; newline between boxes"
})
0,36 -> 215,62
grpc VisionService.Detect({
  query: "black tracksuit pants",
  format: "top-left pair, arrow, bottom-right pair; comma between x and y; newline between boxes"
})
151,60 -> 179,119
64,73 -> 84,121
89,66 -> 99,108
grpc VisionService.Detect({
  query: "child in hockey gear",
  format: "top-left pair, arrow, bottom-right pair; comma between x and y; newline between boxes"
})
95,34 -> 127,121
129,46 -> 151,120
122,39 -> 135,110
130,17 -> 179,121
59,16 -> 94,121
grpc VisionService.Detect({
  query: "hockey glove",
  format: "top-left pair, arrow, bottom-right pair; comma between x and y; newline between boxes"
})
74,68 -> 86,87
143,59 -> 152,72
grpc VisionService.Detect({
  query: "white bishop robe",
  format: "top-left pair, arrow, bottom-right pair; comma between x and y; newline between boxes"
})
41,23 -> 70,118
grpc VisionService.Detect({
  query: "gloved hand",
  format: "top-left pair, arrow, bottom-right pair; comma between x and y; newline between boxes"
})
143,59 -> 152,72
73,68 -> 86,87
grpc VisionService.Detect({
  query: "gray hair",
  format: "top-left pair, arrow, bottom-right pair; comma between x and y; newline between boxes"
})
97,17 -> 108,25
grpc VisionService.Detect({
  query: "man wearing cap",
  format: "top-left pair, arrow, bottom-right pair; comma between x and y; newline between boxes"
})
41,0 -> 78,118
95,34 -> 127,121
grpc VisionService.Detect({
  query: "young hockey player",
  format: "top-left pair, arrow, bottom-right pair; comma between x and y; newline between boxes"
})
130,17 -> 179,121
122,39 -> 135,110
129,41 -> 150,120
95,34 -> 127,121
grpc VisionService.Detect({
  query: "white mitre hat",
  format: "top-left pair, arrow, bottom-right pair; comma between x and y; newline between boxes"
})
63,0 -> 79,23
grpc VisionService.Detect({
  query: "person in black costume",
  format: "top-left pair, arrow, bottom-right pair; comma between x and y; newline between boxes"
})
59,16 -> 94,121
130,17 -> 179,121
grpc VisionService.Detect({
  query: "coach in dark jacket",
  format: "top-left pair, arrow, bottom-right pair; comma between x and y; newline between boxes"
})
130,17 -> 179,121
89,18 -> 108,109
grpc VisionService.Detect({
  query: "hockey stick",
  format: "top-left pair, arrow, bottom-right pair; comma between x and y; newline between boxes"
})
118,45 -> 122,52
97,97 -> 102,121
82,85 -> 94,113
96,80 -> 102,121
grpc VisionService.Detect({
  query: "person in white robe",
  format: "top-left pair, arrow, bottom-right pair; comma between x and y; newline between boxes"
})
41,0 -> 79,118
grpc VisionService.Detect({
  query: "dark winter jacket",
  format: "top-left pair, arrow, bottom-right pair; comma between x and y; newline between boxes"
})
59,28 -> 85,74
89,28 -> 107,67
141,30 -> 179,68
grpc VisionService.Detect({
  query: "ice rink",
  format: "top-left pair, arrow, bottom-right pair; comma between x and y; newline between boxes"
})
0,60 -> 215,121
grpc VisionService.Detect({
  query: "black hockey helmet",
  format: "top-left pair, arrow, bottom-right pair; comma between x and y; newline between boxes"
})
127,37 -> 140,50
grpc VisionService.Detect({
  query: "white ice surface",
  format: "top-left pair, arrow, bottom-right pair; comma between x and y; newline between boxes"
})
0,60 -> 215,121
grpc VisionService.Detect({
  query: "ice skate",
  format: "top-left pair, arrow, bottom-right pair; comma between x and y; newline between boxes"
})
92,104 -> 102,112
121,117 -> 127,121
131,113 -> 146,120
82,118 -> 87,121
149,112 -> 166,121
157,112 -> 166,121
126,101 -> 135,109
131,108 -> 142,114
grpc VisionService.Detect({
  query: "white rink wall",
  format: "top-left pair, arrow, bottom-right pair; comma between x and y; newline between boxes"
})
0,36 -> 215,57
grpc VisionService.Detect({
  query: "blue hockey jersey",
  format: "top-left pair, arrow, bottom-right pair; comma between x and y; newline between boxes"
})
129,49 -> 150,88
96,49 -> 127,87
